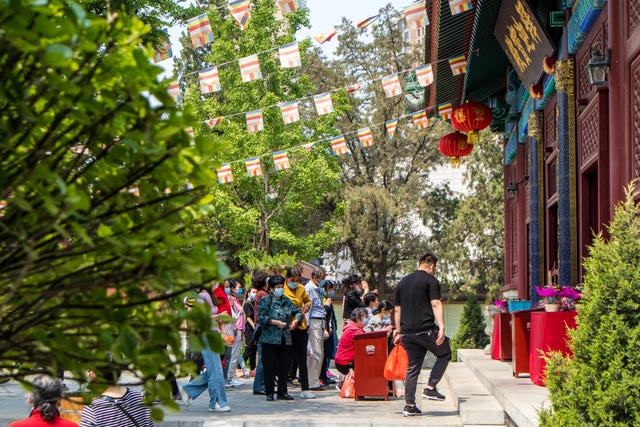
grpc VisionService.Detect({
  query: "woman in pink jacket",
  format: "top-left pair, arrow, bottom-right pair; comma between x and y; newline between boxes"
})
334,308 -> 368,377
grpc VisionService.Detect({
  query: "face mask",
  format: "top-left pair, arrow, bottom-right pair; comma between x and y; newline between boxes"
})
319,279 -> 327,287
319,288 -> 326,297
355,288 -> 363,296
287,282 -> 297,290
236,289 -> 243,297
249,293 -> 256,302
274,288 -> 285,298
328,290 -> 335,298
224,288 -> 231,295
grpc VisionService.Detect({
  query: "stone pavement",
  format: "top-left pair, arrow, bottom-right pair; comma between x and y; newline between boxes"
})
0,371 -> 464,427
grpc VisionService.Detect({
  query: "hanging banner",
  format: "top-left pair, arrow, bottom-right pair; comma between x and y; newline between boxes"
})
279,42 -> 301,68
412,110 -> 429,129
187,14 -> 215,48
381,74 -> 403,98
330,136 -> 348,155
153,30 -> 173,63
314,93 -> 334,115
313,28 -> 337,44
245,157 -> 263,177
404,1 -> 429,30
199,66 -> 221,94
449,0 -> 474,15
167,81 -> 180,101
346,83 -> 361,94
438,103 -> 453,120
218,163 -> 234,183
205,117 -> 222,128
415,64 -> 434,87
228,0 -> 252,30
495,0 -> 555,87
385,119 -> 399,139
277,0 -> 302,15
246,109 -> 264,132
279,101 -> 300,124
239,54 -> 262,82
448,55 -> 468,75
356,15 -> 379,30
273,151 -> 291,171
357,127 -> 374,147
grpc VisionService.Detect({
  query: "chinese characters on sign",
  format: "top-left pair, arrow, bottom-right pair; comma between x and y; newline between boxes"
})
495,0 -> 554,87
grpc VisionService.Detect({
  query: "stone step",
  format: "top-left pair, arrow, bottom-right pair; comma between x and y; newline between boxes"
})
444,362 -> 505,425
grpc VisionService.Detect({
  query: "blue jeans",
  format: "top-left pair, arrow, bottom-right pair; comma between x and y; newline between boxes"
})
183,347 -> 228,409
252,342 -> 265,393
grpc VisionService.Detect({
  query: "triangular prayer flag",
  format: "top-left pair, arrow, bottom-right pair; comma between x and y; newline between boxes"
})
228,0 -> 252,31
272,151 -> 291,171
199,66 -> 221,94
277,0 -> 301,15
314,93 -> 334,115
167,81 -> 180,101
245,157 -> 263,177
356,15 -> 379,30
152,29 -> 173,63
412,110 -> 429,129
303,142 -> 315,151
449,0 -> 474,15
279,42 -> 301,68
205,117 -> 222,128
313,27 -> 337,44
404,1 -> 429,30
279,101 -> 300,124
357,127 -> 374,147
381,74 -> 402,98
330,136 -> 348,156
127,186 -> 140,197
439,103 -> 454,120
217,163 -> 234,184
246,109 -> 264,132
239,54 -> 262,82
385,119 -> 399,139
187,14 -> 214,48
449,55 -> 468,75
415,64 -> 434,87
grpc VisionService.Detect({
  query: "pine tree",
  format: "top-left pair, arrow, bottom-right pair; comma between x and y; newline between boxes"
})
540,183 -> 640,426
451,295 -> 488,359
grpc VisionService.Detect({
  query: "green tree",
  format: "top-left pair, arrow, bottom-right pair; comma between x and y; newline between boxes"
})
180,0 -> 343,268
0,0 -> 225,411
429,131 -> 504,298
540,183 -> 640,427
450,296 -> 488,359
310,7 -> 447,292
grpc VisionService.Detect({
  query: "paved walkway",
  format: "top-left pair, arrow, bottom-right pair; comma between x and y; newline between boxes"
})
0,371 -> 463,427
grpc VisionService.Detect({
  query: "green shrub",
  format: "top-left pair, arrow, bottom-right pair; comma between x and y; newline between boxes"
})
451,295 -> 488,360
540,184 -> 640,426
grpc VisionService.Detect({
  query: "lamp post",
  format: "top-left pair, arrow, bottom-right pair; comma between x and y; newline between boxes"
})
586,45 -> 610,86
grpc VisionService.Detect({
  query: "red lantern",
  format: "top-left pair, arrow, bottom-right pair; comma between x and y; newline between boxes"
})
451,100 -> 493,145
438,131 -> 473,167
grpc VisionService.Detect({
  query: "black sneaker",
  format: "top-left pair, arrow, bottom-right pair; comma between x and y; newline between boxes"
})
403,405 -> 422,417
277,394 -> 295,401
266,394 -> 275,402
422,387 -> 445,401
253,390 -> 266,396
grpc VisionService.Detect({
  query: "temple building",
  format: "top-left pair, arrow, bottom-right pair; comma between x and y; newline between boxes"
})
424,0 -> 625,301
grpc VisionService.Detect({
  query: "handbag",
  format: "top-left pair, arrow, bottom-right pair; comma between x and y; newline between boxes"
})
384,344 -> 408,381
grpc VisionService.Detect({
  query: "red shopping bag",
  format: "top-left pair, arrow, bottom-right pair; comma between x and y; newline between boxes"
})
384,344 -> 408,381
340,369 -> 355,398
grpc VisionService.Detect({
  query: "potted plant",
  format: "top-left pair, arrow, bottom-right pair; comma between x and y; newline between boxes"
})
558,286 -> 582,311
493,299 -> 509,313
536,286 -> 561,312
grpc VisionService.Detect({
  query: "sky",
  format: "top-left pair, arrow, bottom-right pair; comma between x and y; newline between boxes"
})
159,0 -> 466,192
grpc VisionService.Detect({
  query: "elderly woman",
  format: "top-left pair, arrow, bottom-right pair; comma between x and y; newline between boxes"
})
9,375 -> 79,427
258,275 -> 302,401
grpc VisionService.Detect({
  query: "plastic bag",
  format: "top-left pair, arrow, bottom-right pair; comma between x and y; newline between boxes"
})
384,344 -> 408,381
340,369 -> 355,398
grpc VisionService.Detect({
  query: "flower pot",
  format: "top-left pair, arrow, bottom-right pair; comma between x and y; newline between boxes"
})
544,303 -> 560,312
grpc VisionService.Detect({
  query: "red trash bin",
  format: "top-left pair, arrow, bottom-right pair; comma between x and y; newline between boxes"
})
491,312 -> 512,360
530,310 -> 577,386
354,330 -> 389,400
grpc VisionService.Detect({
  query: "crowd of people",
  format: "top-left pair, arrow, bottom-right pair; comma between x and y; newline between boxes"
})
9,253 -> 451,425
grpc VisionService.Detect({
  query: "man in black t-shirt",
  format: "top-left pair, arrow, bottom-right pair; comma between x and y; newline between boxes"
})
393,253 -> 451,417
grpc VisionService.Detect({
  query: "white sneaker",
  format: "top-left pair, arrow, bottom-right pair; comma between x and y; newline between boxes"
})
230,379 -> 244,387
179,388 -> 191,407
208,403 -> 231,412
300,391 -> 316,399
